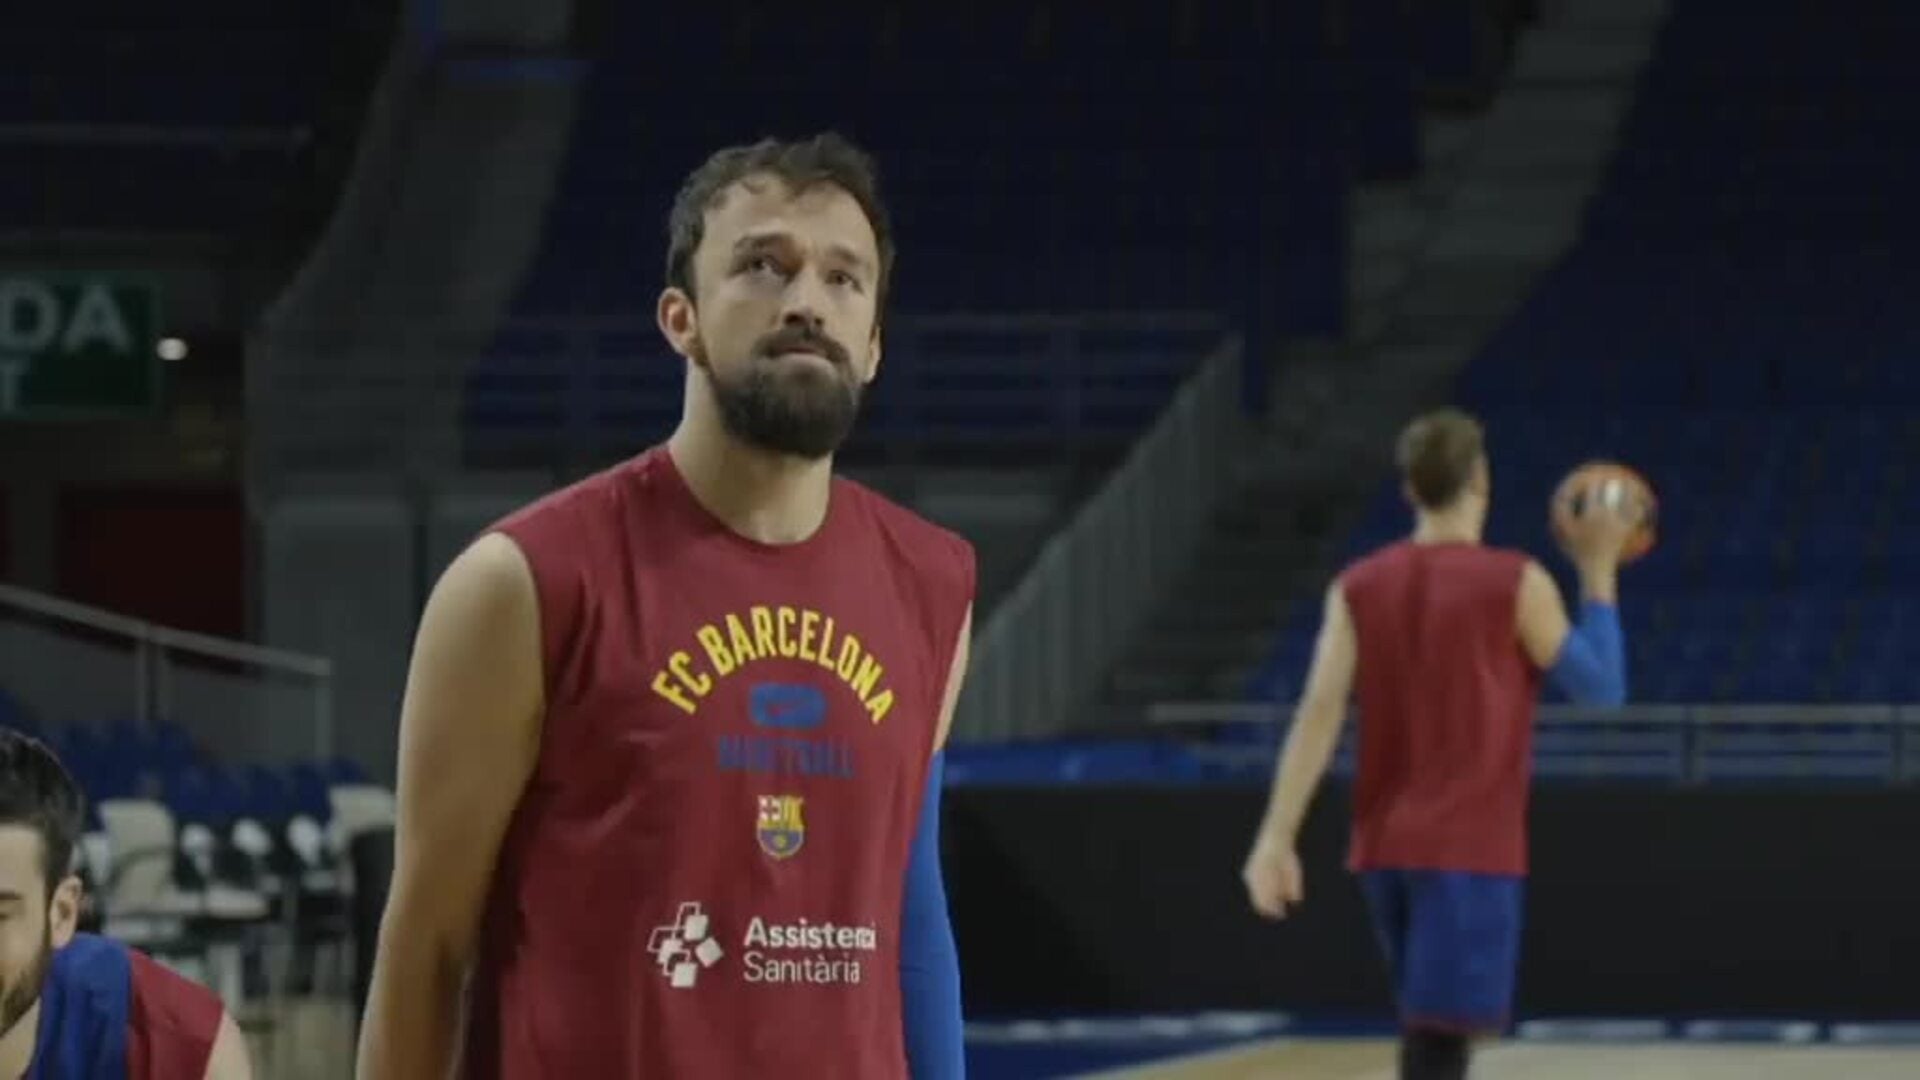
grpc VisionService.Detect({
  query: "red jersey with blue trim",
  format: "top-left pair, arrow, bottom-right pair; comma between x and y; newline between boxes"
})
28,932 -> 224,1079
1341,541 -> 1541,877
463,446 -> 975,1078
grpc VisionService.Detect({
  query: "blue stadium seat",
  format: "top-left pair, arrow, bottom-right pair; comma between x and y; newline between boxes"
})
461,0 -> 1456,462
285,762 -> 334,823
0,3 -> 385,234
1246,0 -> 1920,709
163,764 -> 248,829
238,765 -> 296,825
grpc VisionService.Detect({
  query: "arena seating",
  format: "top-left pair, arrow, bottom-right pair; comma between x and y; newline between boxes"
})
2,691 -> 386,1001
0,1 -> 394,235
464,315 -> 1232,470
1247,0 -> 1920,707
465,2 -> 1416,465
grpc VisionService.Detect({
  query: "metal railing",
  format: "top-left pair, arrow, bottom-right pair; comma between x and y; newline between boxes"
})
953,333 -> 1253,743
0,583 -> 335,764
0,123 -> 311,151
248,311 -> 1236,474
459,310 -> 1233,469
1143,700 -> 1920,785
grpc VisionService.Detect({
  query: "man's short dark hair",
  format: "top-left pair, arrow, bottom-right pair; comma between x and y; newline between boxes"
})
0,729 -> 84,897
1396,408 -> 1486,510
664,132 -> 896,314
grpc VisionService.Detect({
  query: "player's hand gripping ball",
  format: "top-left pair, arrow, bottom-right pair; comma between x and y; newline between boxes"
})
1550,461 -> 1657,563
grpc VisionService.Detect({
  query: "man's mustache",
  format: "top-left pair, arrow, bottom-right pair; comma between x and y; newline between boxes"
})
755,325 -> 851,370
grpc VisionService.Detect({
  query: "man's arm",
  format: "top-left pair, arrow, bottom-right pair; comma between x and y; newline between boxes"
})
901,605 -> 971,1079
201,1010 -> 252,1080
356,533 -> 546,1079
1254,582 -> 1359,850
1515,560 -> 1626,706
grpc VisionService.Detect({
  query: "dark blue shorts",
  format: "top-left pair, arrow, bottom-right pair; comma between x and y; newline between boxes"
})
1359,869 -> 1524,1034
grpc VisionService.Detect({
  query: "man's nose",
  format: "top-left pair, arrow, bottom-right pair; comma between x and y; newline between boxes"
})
780,276 -> 829,332
780,307 -> 824,332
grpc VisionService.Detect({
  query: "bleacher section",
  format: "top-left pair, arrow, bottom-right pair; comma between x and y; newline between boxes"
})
1,686 -> 387,1007
0,1 -> 395,236
1249,0 -> 1920,706
463,2 -> 1513,466
466,314 -> 1229,469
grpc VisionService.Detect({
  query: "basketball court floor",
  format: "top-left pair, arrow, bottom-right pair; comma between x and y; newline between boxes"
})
1079,1039 -> 1920,1078
966,1016 -> 1920,1078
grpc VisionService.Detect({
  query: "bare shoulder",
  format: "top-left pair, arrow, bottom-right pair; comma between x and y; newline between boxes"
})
1513,557 -> 1557,618
1513,555 -> 1571,668
408,530 -> 543,721
445,531 -> 537,598
202,1009 -> 254,1080
1517,556 -> 1554,592
410,533 -> 542,660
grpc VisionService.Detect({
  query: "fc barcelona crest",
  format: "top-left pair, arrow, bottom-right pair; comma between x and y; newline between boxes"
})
757,795 -> 806,859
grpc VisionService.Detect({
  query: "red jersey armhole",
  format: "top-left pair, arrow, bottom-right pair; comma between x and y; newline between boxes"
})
126,949 -> 223,1079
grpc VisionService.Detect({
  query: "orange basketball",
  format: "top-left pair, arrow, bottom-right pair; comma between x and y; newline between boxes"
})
1550,460 -> 1658,563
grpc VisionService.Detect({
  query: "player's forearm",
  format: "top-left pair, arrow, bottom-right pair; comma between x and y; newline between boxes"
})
1549,600 -> 1626,706
356,937 -> 469,1079
900,752 -> 966,1077
899,924 -> 964,1078
1259,703 -> 1344,841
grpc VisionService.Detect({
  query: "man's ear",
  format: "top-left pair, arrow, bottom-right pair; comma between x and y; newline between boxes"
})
657,287 -> 700,361
48,874 -> 82,948
861,325 -> 883,385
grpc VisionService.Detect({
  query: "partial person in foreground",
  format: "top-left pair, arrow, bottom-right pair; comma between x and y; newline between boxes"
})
356,133 -> 972,1078
1240,409 -> 1634,1080
0,729 -> 253,1080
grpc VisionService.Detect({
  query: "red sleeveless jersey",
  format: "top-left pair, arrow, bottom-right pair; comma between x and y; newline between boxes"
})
464,446 -> 975,1078
1340,541 -> 1541,877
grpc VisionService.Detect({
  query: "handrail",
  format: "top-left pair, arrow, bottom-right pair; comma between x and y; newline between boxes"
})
253,310 -> 1237,473
0,124 -> 310,150
495,310 -> 1229,334
1144,700 -> 1918,727
260,310 -> 1231,351
0,581 -> 336,761
0,583 -> 332,678
1129,700 -> 1920,785
954,332 -> 1251,742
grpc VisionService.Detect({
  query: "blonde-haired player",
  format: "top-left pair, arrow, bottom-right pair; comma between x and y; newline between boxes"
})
1242,407 -> 1638,1080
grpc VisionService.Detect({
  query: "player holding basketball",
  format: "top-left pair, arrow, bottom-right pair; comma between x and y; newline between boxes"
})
1241,409 -> 1634,1080
0,729 -> 253,1079
356,134 -> 973,1078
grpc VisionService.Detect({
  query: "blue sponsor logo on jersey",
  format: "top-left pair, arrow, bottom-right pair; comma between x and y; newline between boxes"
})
720,684 -> 855,779
750,683 -> 826,730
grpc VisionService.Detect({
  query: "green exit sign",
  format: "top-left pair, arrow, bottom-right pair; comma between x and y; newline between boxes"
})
0,274 -> 162,419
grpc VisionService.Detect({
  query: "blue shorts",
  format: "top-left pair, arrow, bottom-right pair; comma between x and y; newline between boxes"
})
1359,869 -> 1524,1034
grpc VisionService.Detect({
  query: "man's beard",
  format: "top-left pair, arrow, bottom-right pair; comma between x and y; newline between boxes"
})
0,924 -> 51,1042
695,323 -> 864,461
